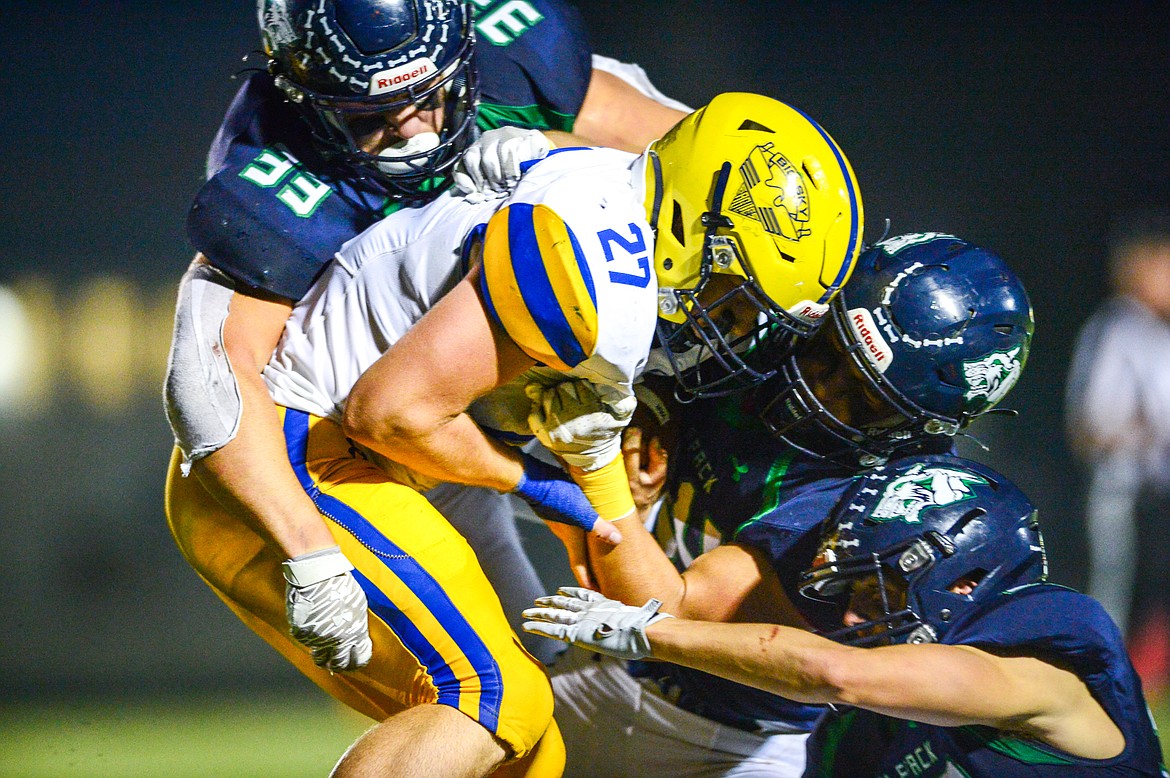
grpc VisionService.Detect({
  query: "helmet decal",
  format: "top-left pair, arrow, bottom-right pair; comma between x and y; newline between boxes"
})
962,346 -> 1023,405
869,463 -> 989,524
729,144 -> 811,243
873,232 -> 956,255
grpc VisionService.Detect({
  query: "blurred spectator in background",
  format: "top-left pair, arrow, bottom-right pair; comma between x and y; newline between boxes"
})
1066,208 -> 1170,702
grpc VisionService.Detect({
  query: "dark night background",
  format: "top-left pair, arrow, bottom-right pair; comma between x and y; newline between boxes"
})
2,0 -> 1168,704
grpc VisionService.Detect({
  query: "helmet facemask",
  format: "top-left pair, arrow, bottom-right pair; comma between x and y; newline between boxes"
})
654,161 -> 819,399
755,299 -> 960,467
273,37 -> 478,200
801,530 -> 958,647
262,0 -> 479,201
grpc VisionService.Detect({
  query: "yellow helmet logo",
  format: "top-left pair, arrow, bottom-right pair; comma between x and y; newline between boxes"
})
730,143 -> 811,243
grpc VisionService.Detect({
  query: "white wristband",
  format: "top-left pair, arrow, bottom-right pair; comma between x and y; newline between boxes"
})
281,545 -> 354,587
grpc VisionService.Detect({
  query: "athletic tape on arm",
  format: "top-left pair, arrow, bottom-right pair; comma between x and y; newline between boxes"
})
163,264 -> 242,473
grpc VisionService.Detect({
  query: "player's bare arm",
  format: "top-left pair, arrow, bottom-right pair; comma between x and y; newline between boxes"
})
187,254 -> 336,559
573,67 -> 688,152
585,422 -> 800,625
343,265 -> 532,492
645,619 -> 1126,761
342,263 -> 621,543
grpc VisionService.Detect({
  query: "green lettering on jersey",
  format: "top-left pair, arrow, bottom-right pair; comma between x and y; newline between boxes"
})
472,0 -> 544,46
810,709 -> 857,777
239,147 -> 332,218
957,726 -> 1075,765
278,174 -> 331,218
729,455 -> 749,484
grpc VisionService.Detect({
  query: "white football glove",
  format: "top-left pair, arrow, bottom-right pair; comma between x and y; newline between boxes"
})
522,587 -> 673,661
526,380 -> 637,471
282,546 -> 373,672
453,127 -> 551,202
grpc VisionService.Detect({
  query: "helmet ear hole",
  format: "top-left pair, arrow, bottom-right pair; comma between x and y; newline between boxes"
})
737,119 -> 775,133
946,569 -> 986,595
946,508 -> 987,545
671,200 -> 687,246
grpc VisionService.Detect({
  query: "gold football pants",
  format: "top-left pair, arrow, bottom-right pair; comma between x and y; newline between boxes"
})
165,407 -> 559,764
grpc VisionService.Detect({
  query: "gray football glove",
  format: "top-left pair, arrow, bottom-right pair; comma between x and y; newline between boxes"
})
526,379 -> 637,472
522,587 -> 673,661
282,546 -> 373,672
453,126 -> 551,202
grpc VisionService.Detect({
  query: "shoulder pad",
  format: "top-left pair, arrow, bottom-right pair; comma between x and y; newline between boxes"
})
478,202 -> 598,370
474,0 -> 592,131
187,149 -> 370,300
947,584 -> 1123,677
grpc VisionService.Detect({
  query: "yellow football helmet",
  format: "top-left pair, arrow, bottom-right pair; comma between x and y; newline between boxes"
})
645,92 -> 864,397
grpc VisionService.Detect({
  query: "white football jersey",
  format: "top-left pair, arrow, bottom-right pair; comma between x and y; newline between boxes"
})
263,147 -> 659,435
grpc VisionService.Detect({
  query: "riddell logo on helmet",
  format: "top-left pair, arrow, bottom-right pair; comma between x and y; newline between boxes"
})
848,308 -> 893,373
788,300 -> 828,323
368,58 -> 437,96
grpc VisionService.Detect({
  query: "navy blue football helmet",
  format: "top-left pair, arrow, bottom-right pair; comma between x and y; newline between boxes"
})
799,454 -> 1047,646
258,0 -> 479,198
755,233 -> 1034,466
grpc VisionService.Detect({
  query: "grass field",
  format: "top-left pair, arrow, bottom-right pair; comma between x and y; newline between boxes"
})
3,691 -> 1169,776
0,693 -> 369,778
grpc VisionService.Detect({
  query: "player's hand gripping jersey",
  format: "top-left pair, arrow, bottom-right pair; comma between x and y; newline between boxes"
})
187,0 -> 592,301
264,146 -> 658,483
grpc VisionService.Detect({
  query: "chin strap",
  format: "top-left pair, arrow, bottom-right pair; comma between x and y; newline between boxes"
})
701,161 -> 735,231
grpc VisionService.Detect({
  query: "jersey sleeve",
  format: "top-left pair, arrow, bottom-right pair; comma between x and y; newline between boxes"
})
947,585 -> 1123,680
473,0 -> 592,132
478,202 -> 600,371
187,74 -> 387,300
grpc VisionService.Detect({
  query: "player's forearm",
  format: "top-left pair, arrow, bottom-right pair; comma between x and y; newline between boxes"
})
193,366 -> 336,558
645,618 -> 857,705
343,273 -> 529,494
346,404 -> 525,493
588,513 -> 686,610
573,68 -> 688,153
201,289 -> 335,557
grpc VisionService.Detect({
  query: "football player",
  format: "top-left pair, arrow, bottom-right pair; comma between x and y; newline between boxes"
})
163,0 -> 692,679
530,234 -> 1037,776
168,90 -> 863,777
524,455 -> 1168,777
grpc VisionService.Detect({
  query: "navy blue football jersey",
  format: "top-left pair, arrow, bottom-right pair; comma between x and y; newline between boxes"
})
805,585 -> 1168,777
627,394 -> 862,734
187,0 -> 592,300
627,392 -> 957,734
